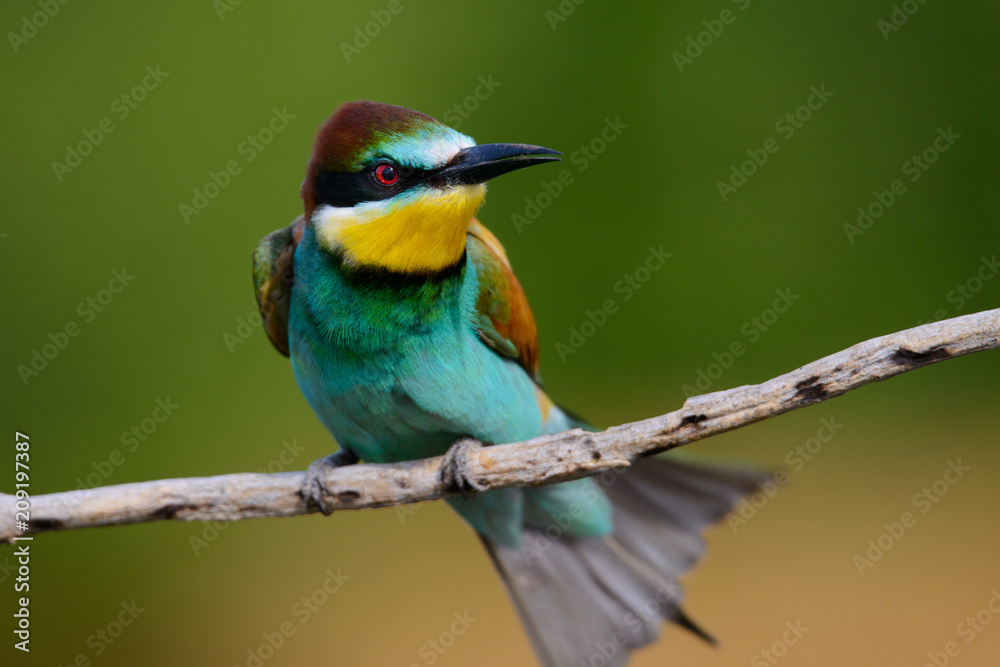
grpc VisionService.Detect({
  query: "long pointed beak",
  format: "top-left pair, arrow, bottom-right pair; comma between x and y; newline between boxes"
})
429,143 -> 561,187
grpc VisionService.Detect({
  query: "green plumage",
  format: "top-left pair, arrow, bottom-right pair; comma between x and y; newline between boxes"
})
254,101 -> 765,667
288,222 -> 604,546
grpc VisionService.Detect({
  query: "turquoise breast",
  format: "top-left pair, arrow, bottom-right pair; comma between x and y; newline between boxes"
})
288,224 -> 542,465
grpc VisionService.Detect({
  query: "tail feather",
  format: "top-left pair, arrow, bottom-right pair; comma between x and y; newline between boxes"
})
482,454 -> 766,667
483,534 -> 657,667
673,608 -> 717,646
481,535 -> 626,666
603,456 -> 763,576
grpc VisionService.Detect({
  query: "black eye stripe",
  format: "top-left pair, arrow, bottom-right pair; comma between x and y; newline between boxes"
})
314,163 -> 431,208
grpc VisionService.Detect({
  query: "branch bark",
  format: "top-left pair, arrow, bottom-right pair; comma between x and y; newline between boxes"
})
3,309 -> 998,544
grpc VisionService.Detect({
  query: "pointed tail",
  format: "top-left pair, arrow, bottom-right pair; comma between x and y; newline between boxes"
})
481,455 -> 766,667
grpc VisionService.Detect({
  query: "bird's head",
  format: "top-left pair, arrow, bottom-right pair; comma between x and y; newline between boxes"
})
301,101 -> 560,273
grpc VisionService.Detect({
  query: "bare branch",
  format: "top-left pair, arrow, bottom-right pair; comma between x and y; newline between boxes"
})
3,309 -> 998,544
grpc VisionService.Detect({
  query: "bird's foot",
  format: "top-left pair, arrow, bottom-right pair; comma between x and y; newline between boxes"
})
301,449 -> 359,515
440,438 -> 487,500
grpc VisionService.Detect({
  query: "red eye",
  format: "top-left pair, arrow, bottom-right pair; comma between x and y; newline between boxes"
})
374,163 -> 399,185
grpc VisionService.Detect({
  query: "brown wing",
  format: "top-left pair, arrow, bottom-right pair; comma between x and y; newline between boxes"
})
251,216 -> 305,357
467,218 -> 541,382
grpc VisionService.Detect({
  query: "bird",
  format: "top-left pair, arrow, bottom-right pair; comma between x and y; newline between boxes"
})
252,100 -> 764,667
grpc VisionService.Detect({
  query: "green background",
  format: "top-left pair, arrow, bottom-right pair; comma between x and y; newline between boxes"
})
3,0 -> 999,665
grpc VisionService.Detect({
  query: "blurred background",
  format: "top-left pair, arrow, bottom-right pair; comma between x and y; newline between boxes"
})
3,0 -> 999,665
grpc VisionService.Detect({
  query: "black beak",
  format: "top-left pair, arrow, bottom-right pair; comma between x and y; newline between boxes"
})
429,143 -> 561,187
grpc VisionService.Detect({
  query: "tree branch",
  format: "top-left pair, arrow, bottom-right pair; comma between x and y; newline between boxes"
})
3,309 -> 998,544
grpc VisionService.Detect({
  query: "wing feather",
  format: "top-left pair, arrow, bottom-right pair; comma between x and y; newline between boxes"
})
252,216 -> 305,357
467,218 -> 540,381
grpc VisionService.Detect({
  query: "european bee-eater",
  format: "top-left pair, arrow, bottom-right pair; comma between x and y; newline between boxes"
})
253,101 -> 763,667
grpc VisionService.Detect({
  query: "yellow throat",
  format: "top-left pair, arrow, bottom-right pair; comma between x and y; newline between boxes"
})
314,184 -> 487,273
